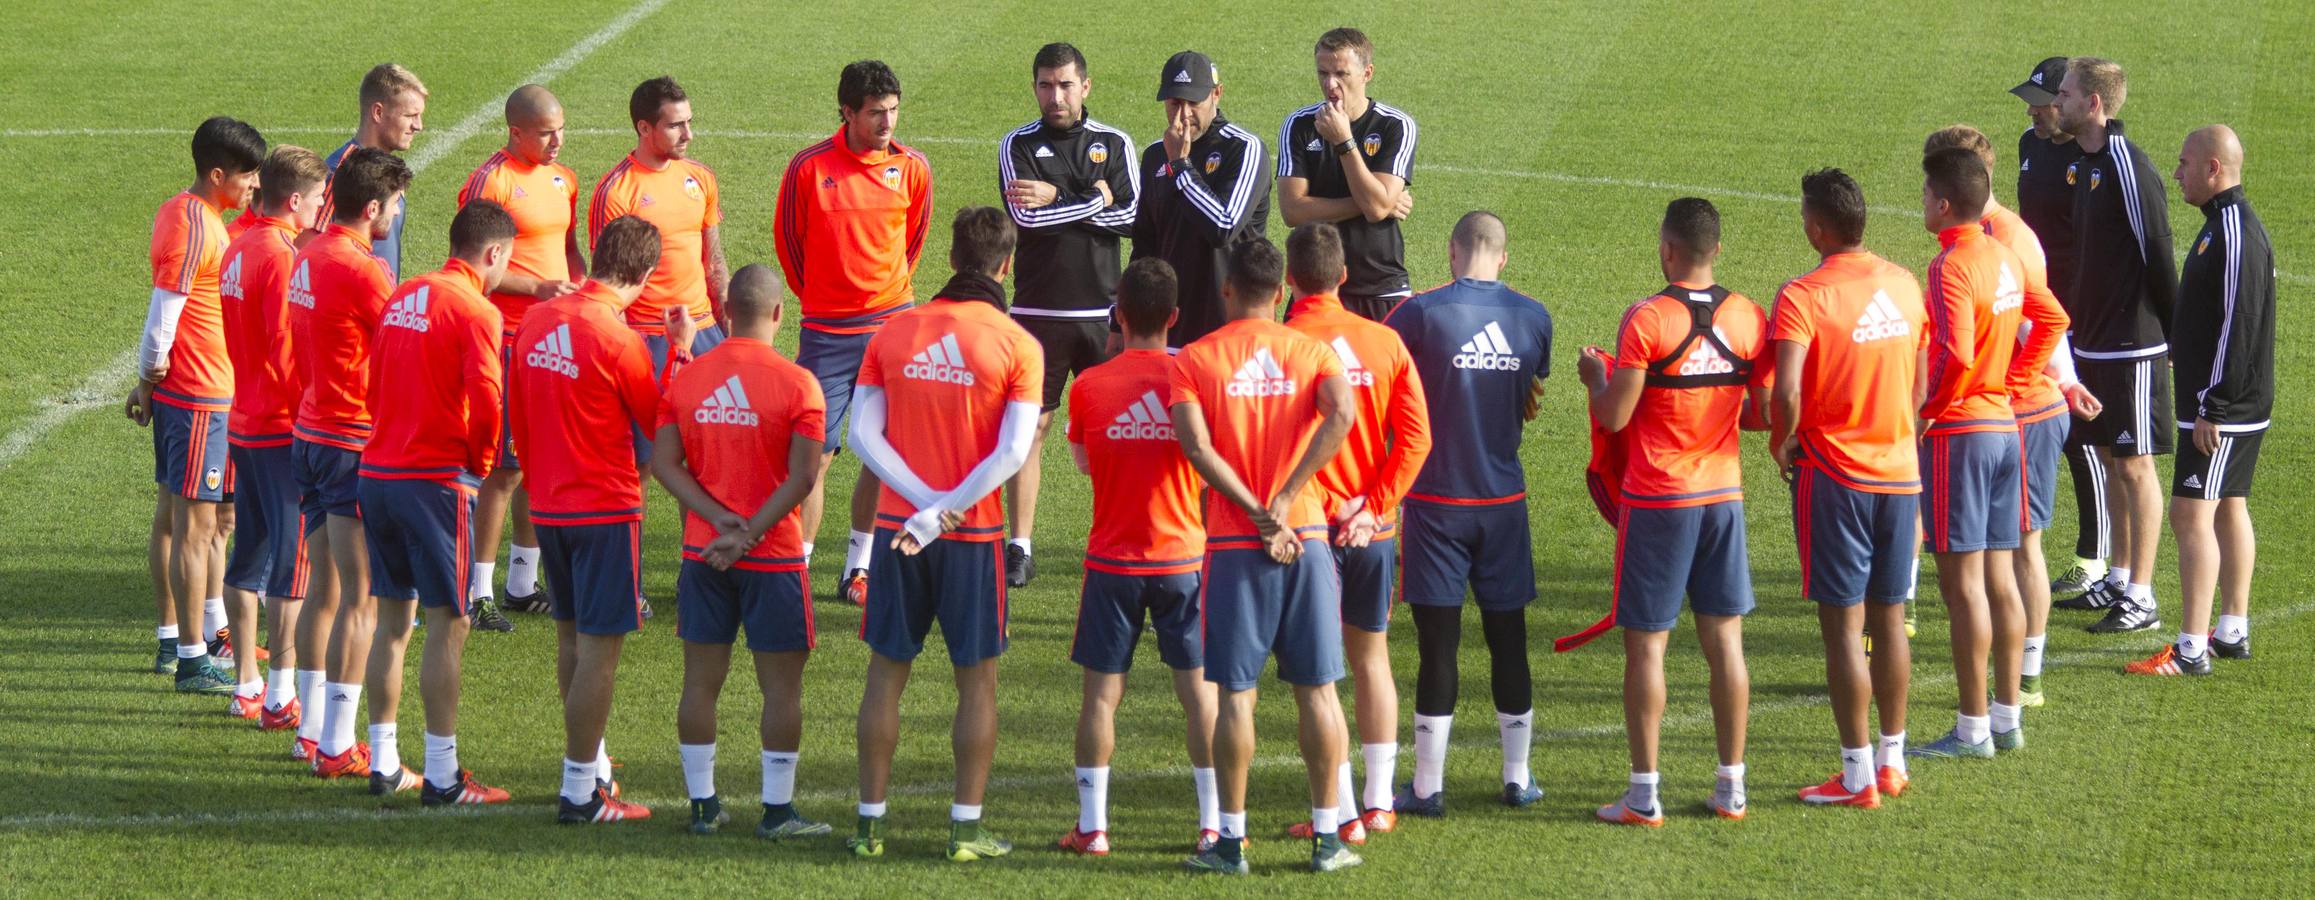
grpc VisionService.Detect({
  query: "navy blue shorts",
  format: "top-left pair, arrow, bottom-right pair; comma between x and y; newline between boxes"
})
633,322 -> 728,463
153,403 -> 231,501
1614,501 -> 1755,631
1201,540 -> 1343,690
797,328 -> 877,453
1400,499 -> 1534,610
359,476 -> 477,612
1333,532 -> 1397,633
1792,466 -> 1918,606
1071,570 -> 1202,673
292,438 -> 362,520
539,521 -> 645,636
1921,429 -> 2024,554
677,560 -> 814,653
225,444 -> 315,597
862,531 -> 1008,667
2020,413 -> 2067,532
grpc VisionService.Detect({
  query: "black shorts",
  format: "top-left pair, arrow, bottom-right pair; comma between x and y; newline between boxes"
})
2075,357 -> 2173,455
2173,428 -> 2263,500
1340,292 -> 1409,323
1013,315 -> 1114,411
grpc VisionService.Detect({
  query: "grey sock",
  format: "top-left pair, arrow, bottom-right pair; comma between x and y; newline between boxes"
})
1713,777 -> 1746,813
1623,781 -> 1658,814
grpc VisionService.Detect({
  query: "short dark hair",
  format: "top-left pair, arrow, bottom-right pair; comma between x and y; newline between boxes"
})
1286,223 -> 1346,294
948,206 -> 1016,276
1033,42 -> 1087,78
726,263 -> 781,324
590,215 -> 662,285
1315,27 -> 1374,66
256,145 -> 327,210
1922,147 -> 1992,220
1226,238 -> 1285,303
328,147 -> 412,224
839,60 -> 902,110
1116,258 -> 1178,336
1800,168 -> 1868,247
448,199 -> 518,257
192,116 -> 266,177
629,76 -> 687,128
1661,197 -> 1721,260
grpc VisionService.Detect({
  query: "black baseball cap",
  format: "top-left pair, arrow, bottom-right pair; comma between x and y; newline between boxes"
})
2010,56 -> 2069,105
1157,50 -> 1218,102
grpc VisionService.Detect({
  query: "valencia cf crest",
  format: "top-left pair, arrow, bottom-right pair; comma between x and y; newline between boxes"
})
1088,141 -> 1108,164
2089,168 -> 2102,191
1204,151 -> 1222,174
882,165 -> 903,189
1363,133 -> 1382,156
203,467 -> 222,492
551,174 -> 570,194
2066,162 -> 2078,186
682,175 -> 704,201
2197,234 -> 2211,255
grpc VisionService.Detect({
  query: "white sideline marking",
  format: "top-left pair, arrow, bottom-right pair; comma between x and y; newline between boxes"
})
0,0 -> 670,476
6,599 -> 2306,830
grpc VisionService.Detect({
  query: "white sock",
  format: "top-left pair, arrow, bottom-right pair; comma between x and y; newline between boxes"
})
1361,742 -> 1397,811
858,800 -> 888,818
2216,614 -> 2249,643
1498,709 -> 1534,788
2022,635 -> 2047,677
2177,631 -> 2209,659
1219,810 -> 1246,840
2108,567 -> 2132,588
844,530 -> 874,573
508,545 -> 540,596
1193,767 -> 1219,832
1840,746 -> 1873,792
1904,557 -> 1920,601
951,803 -> 982,823
800,541 -> 815,566
562,757 -> 597,804
370,723 -> 401,776
1413,714 -> 1451,797
1626,770 -> 1660,812
1956,713 -> 1991,745
1076,766 -> 1109,832
157,623 -> 179,641
1311,804 -> 1337,835
424,732 -> 459,790
679,743 -> 716,800
1991,702 -> 2022,734
295,671 -> 326,741
265,667 -> 296,710
1878,732 -> 1907,775
763,751 -> 799,806
596,738 -> 614,782
1335,761 -> 1358,821
203,597 -> 226,641
1715,763 -> 1746,801
321,683 -> 361,756
469,561 -> 497,600
1009,537 -> 1032,555
2125,582 -> 2154,607
235,679 -> 263,699
176,641 -> 206,660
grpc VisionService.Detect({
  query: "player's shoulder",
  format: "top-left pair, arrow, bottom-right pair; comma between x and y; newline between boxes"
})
784,136 -> 839,170
1282,102 -> 1325,130
1081,116 -> 1134,144
1216,120 -> 1265,153
679,157 -> 719,185
1370,100 -> 1418,133
887,140 -> 932,172
593,155 -> 638,191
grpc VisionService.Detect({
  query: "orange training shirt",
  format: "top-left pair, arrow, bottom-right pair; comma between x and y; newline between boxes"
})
289,223 -> 397,450
1768,251 -> 1930,493
657,337 -> 827,571
459,149 -> 579,337
856,295 -> 1042,540
773,126 -> 933,333
221,215 -> 302,447
1983,206 -> 2071,424
1614,284 -> 1767,507
1067,348 -> 1206,574
360,258 -> 504,482
1921,224 -> 2024,433
507,282 -> 665,524
151,192 -> 233,411
588,153 -> 720,333
1168,317 -> 1346,546
1285,292 -> 1431,530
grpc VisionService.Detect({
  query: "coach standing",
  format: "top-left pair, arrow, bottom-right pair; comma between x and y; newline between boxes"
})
1277,27 -> 1417,322
2127,126 -> 2273,678
1132,50 -> 1270,349
2050,57 -> 2174,635
998,42 -> 1138,588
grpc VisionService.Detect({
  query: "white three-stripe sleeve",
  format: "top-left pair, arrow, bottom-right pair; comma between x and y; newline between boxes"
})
999,123 -> 1106,229
1176,126 -> 1263,231
1088,121 -> 1140,230
1377,103 -> 1418,182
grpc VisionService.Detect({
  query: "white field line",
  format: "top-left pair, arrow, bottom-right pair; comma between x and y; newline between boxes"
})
5,598 -> 2306,830
0,0 -> 669,476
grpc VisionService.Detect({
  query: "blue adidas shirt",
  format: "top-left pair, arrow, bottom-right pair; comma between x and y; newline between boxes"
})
325,139 -> 406,280
1385,277 -> 1553,502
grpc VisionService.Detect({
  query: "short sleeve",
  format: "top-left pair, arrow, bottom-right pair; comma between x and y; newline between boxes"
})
1612,300 -> 1661,370
655,377 -> 680,431
1768,284 -> 1813,347
1276,114 -> 1311,180
1167,352 -> 1204,408
789,368 -> 827,444
698,164 -> 722,229
1006,330 -> 1045,405
856,332 -> 887,389
1378,112 -> 1417,182
1064,379 -> 1086,444
152,204 -> 199,293
1308,336 -> 1345,381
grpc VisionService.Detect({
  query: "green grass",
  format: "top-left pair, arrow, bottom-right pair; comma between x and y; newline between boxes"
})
2,0 -> 2311,894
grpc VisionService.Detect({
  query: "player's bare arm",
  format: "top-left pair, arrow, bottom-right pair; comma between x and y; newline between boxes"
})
701,224 -> 729,330
1578,346 -> 1645,432
1168,399 -> 1278,540
647,423 -> 749,562
1768,340 -> 1807,477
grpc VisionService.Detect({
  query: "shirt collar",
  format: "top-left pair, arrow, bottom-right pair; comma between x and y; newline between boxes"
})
326,222 -> 374,252
1287,291 -> 1345,320
439,257 -> 486,294
835,125 -> 904,164
2201,185 -> 2246,215
1936,223 -> 1984,248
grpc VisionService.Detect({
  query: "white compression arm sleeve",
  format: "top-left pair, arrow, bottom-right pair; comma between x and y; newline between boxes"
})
136,286 -> 189,380
902,401 -> 1041,545
846,385 -> 944,512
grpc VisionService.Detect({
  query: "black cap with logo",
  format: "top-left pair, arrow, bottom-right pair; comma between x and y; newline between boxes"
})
1157,50 -> 1218,102
2010,56 -> 2069,105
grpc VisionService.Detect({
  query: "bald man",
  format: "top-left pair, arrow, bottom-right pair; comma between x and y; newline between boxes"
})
2127,126 -> 2272,677
458,84 -> 587,629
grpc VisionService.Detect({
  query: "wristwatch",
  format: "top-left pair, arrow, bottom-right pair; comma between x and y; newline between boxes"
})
1331,139 -> 1357,157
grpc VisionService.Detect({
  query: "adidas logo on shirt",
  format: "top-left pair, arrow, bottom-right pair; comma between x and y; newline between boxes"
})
693,375 -> 760,427
1850,290 -> 1912,344
526,323 -> 581,378
221,255 -> 244,301
1226,347 -> 1296,397
1034,145 -> 1055,159
903,334 -> 976,385
1330,337 -> 1376,387
1991,263 -> 2025,315
380,286 -> 431,332
1679,329 -> 1737,375
286,260 -> 316,309
1306,138 -> 1324,152
1452,321 -> 1522,370
1105,390 -> 1175,440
